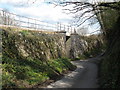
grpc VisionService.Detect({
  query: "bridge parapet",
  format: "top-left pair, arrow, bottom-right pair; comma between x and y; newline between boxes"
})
0,9 -> 76,35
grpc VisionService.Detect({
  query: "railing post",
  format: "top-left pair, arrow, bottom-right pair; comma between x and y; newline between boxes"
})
64,25 -> 65,31
71,26 -> 72,34
7,13 -> 9,25
18,15 -> 20,27
67,26 -> 69,33
7,13 -> 10,25
28,18 -> 29,29
0,9 -> 78,34
57,22 -> 59,31
0,10 -> 2,24
35,19 -> 36,30
3,10 -> 5,25
60,23 -> 61,31
8,13 -> 10,26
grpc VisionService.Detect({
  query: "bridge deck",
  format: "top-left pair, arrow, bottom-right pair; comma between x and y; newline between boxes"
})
0,24 -> 59,34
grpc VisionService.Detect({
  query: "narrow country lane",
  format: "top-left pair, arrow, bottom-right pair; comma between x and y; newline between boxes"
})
47,58 -> 99,88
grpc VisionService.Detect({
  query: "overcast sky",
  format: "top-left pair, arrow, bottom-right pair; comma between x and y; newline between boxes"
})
0,0 -> 118,34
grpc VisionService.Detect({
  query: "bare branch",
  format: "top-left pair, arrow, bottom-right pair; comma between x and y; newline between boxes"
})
52,1 -> 120,27
77,14 -> 96,27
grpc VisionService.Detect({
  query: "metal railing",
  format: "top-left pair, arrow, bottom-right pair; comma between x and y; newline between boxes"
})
0,9 -> 76,33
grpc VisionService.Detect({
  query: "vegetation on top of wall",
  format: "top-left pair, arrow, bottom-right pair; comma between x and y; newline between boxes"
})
1,27 -> 76,88
2,27 -> 66,60
82,34 -> 105,58
66,34 -> 104,61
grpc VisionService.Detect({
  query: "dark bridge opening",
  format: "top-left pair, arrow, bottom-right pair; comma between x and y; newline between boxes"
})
66,36 -> 70,42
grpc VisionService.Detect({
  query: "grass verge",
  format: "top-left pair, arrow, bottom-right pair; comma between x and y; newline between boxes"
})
2,56 -> 76,88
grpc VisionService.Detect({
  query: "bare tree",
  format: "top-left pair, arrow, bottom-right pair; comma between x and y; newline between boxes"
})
52,0 -> 120,28
8,0 -> 120,32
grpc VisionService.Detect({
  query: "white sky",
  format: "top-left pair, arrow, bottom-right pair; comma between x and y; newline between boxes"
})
0,0 -> 74,24
0,0 -> 119,34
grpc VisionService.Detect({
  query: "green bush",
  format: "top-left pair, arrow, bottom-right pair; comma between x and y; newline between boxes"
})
98,3 -> 120,88
2,56 -> 76,88
2,28 -> 76,88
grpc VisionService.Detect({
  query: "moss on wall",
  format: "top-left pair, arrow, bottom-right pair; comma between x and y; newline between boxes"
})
66,34 -> 104,60
1,27 -> 77,88
2,27 -> 66,61
1,26 -> 103,88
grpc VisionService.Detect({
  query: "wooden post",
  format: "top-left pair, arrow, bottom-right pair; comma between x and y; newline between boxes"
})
60,23 -> 61,31
64,25 -> 65,31
71,26 -> 72,34
28,18 -> 29,30
57,22 -> 59,31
